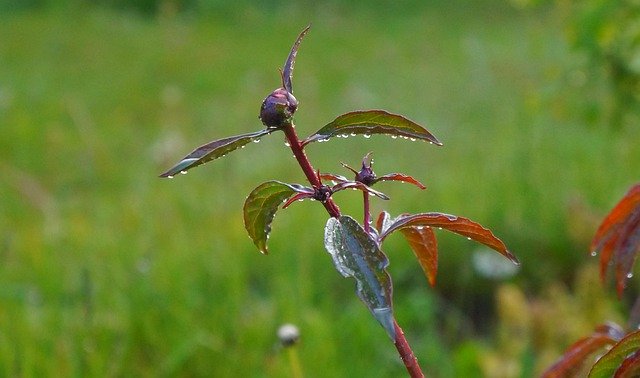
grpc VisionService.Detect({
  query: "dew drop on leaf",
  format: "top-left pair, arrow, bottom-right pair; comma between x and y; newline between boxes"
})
253,138 -> 261,143
628,273 -> 634,279
180,171 -> 188,175
391,135 -> 398,139
364,134 -> 371,139
466,237 -> 472,241
167,175 -> 174,179
590,251 -> 597,257
409,138 -> 416,142
284,141 -> 291,147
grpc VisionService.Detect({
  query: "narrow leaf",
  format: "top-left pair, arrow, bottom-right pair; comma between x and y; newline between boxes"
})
331,181 -> 390,200
376,211 -> 392,234
319,173 -> 349,184
282,25 -> 310,93
372,173 -> 426,189
243,181 -> 307,254
542,332 -> 620,378
302,110 -> 442,146
589,330 -> 640,378
614,211 -> 640,297
591,184 -> 640,253
282,191 -> 314,209
324,215 -> 395,339
400,226 -> 438,286
379,212 -> 519,265
613,349 -> 640,378
160,129 -> 272,178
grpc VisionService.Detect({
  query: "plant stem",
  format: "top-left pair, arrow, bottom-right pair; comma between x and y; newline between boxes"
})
394,320 -> 424,378
363,191 -> 371,234
282,122 -> 425,377
282,123 -> 340,218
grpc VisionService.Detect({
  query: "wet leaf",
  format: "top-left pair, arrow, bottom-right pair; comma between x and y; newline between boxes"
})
589,330 -> 640,378
243,181 -> 308,254
331,181 -> 390,200
400,226 -> 438,286
379,212 -> 519,265
591,184 -> 640,296
373,173 -> 426,189
613,349 -> 640,378
302,110 -> 442,146
324,215 -> 395,339
281,25 -> 310,94
542,324 -> 622,378
160,129 -> 272,178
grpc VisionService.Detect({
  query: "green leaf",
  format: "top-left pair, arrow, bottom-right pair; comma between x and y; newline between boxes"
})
589,330 -> 640,378
159,129 -> 272,178
282,25 -> 310,94
302,110 -> 442,146
243,181 -> 307,254
324,215 -> 395,339
379,212 -> 519,265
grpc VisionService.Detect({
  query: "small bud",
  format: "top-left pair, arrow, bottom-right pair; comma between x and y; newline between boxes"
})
277,323 -> 300,347
356,152 -> 376,185
259,88 -> 298,128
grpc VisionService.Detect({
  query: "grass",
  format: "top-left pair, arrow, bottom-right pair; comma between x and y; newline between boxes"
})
0,2 -> 639,376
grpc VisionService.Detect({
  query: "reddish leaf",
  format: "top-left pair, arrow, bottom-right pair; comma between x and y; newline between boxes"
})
379,212 -> 519,265
331,181 -> 390,200
372,173 -> 426,190
591,184 -> 640,296
282,191 -> 315,209
400,226 -> 438,286
614,349 -> 640,378
589,329 -> 640,378
281,25 -> 310,94
160,129 -> 272,178
376,211 -> 391,234
302,110 -> 442,146
542,332 -> 620,378
319,173 -> 349,184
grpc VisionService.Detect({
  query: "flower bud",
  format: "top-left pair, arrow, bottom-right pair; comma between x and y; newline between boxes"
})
355,153 -> 376,185
259,88 -> 298,128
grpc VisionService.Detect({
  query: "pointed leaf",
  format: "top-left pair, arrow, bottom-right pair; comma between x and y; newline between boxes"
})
376,211 -> 391,234
542,330 -> 621,378
324,215 -> 395,339
302,110 -> 442,146
331,181 -> 390,200
282,25 -> 310,93
379,212 -> 519,265
372,173 -> 426,189
282,191 -> 315,209
319,173 -> 349,184
160,129 -> 272,178
614,211 -> 640,297
590,330 -> 640,378
243,181 -> 308,254
400,226 -> 438,286
592,184 -> 640,252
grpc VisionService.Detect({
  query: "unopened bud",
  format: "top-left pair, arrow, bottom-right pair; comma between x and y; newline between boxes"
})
259,88 -> 298,128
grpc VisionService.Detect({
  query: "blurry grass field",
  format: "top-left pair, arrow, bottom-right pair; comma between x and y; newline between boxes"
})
1,1 -> 639,376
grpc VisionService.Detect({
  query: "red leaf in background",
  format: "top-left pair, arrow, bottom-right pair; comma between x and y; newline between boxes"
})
400,226 -> 438,286
541,323 -> 623,378
591,184 -> 640,296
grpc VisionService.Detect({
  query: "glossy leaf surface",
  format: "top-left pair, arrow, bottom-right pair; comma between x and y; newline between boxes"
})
400,226 -> 438,286
324,215 -> 395,339
160,129 -> 272,178
373,173 -> 426,189
302,110 -> 442,146
590,330 -> 640,378
591,183 -> 640,296
379,212 -> 519,265
614,349 -> 640,378
243,181 -> 307,254
542,332 -> 620,378
331,181 -> 390,200
282,25 -> 310,93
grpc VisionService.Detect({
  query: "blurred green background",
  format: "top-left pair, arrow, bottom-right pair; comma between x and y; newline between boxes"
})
1,0 -> 639,376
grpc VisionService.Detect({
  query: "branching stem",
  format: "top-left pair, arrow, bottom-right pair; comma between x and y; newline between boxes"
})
282,122 -> 425,377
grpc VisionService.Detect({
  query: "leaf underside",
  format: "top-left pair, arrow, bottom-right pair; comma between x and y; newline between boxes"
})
302,110 -> 442,146
373,173 -> 426,189
591,183 -> 640,296
400,226 -> 438,286
282,25 -> 310,93
378,212 -> 519,265
542,326 -> 621,378
589,329 -> 640,378
324,215 -> 395,339
159,129 -> 272,178
243,181 -> 306,254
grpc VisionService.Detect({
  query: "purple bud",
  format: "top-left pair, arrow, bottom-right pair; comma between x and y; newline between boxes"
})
259,88 -> 298,128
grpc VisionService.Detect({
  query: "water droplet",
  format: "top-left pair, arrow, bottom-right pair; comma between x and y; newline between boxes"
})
438,227 -> 442,230
350,133 -> 356,137
467,237 -> 472,241
391,135 -> 398,139
297,199 -> 304,202
590,251 -> 597,257
180,171 -> 188,175
429,141 -> 435,145
363,134 -> 371,139
628,273 -> 634,279
253,138 -> 261,143
369,192 -> 376,196
409,138 -> 416,142
241,145 -> 246,148
416,226 -> 424,230
284,141 -> 291,147
310,198 -> 316,201
167,175 -> 174,179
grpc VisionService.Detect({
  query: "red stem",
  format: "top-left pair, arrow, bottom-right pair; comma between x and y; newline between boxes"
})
282,122 -> 424,377
363,191 -> 371,234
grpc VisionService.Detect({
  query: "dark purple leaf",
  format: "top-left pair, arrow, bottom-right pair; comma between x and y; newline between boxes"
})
302,110 -> 442,146
324,215 -> 395,339
281,25 -> 310,94
160,129 -> 272,178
